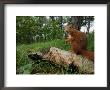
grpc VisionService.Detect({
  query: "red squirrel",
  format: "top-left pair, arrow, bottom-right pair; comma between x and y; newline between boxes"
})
64,24 -> 94,61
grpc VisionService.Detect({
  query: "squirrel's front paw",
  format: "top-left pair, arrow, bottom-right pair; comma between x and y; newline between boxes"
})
69,50 -> 73,52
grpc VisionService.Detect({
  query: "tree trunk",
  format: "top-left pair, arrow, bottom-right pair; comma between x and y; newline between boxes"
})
70,16 -> 82,31
87,16 -> 91,33
77,16 -> 82,30
59,16 -> 63,30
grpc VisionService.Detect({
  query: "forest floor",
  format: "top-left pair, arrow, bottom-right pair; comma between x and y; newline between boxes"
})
16,33 -> 94,74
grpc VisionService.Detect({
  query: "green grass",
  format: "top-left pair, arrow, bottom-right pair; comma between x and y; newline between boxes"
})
16,33 -> 94,74
87,32 -> 94,51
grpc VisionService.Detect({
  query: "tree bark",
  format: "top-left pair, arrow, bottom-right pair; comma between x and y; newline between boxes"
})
87,16 -> 91,33
70,16 -> 82,31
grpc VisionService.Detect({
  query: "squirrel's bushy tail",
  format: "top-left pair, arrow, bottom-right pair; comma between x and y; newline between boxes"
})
80,49 -> 94,61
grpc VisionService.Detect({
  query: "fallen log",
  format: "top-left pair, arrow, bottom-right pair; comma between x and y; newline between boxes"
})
28,47 -> 94,74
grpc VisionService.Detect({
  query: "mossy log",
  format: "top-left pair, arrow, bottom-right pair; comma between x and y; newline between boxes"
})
28,47 -> 94,74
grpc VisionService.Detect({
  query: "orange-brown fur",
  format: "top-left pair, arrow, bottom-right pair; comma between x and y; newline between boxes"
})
65,24 -> 94,61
